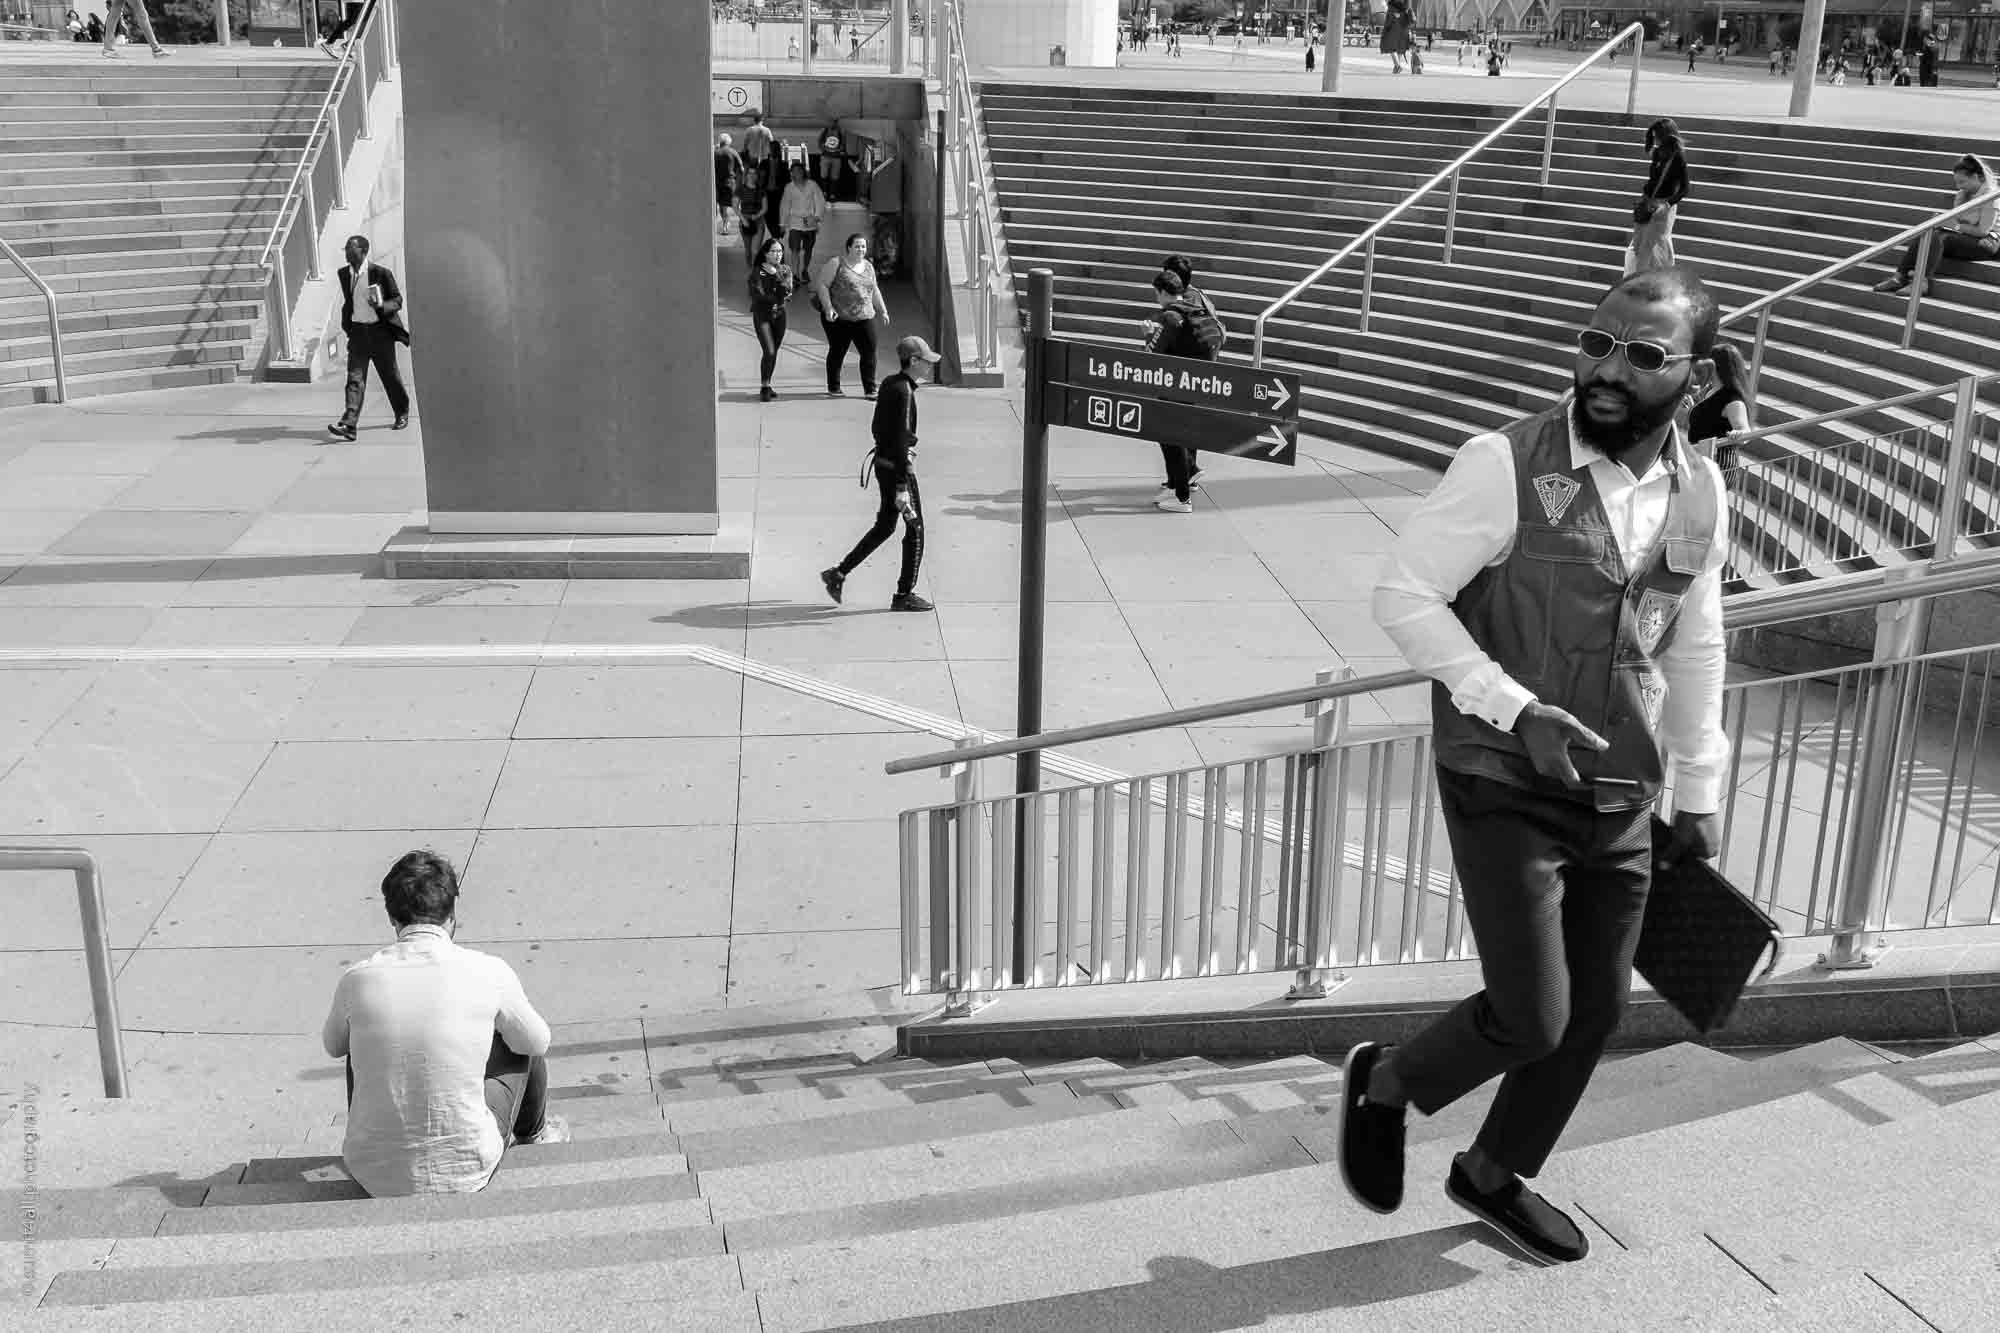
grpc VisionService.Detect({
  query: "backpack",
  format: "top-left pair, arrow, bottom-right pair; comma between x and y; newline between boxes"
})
1176,298 -> 1227,356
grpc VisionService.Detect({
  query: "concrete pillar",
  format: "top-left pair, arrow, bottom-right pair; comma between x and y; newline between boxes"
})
212,0 -> 230,46
1789,0 -> 1827,116
400,0 -> 717,536
890,0 -> 909,72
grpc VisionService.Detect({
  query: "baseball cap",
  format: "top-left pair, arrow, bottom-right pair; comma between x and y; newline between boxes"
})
897,335 -> 942,364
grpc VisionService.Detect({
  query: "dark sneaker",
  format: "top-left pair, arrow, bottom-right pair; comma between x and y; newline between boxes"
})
759,386 -> 776,402
889,592 -> 933,612
827,386 -> 846,397
863,387 -> 878,400
1337,1041 -> 1406,1214
1873,274 -> 1910,293
326,422 -> 357,441
391,414 -> 410,430
1446,1156 -> 1590,1265
820,567 -> 845,604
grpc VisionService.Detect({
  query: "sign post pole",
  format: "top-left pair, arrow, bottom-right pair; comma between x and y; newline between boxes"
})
1014,269 -> 1055,989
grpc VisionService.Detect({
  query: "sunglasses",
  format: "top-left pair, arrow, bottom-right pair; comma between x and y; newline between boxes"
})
1576,329 -> 1696,373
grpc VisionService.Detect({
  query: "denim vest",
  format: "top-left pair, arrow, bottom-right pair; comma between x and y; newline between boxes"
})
1430,406 -> 1720,811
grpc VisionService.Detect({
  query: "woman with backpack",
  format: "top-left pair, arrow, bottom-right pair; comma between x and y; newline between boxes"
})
1143,270 -> 1222,513
1626,118 -> 1688,275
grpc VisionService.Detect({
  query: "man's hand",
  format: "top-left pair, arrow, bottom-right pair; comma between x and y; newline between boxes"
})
1511,701 -> 1608,788
1658,810 -> 1721,872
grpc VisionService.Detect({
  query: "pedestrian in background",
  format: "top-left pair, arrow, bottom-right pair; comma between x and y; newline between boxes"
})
327,235 -> 411,442
821,336 -> 943,614
780,160 -> 827,282
1347,267 -> 1729,1269
1686,342 -> 1754,474
714,133 -> 744,234
100,0 -> 167,57
1143,270 -> 1223,513
813,233 -> 890,398
1627,118 -> 1689,275
748,237 -> 795,402
318,1 -> 365,58
737,176 -> 771,269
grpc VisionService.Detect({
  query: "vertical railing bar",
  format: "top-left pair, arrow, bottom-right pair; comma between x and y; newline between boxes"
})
1768,680 -> 1809,919
1802,674 -> 1853,931
1091,783 -> 1116,982
1055,788 -> 1080,984
1196,766 -> 1224,976
1413,740 -> 1443,961
1275,754 -> 1301,966
1926,650 -> 1978,924
1353,744 -> 1386,966
1314,747 -> 1351,972
1718,688 -> 1750,859
957,784 -> 983,992
1023,792 -> 1047,986
1237,760 -> 1267,973
1159,773 -> 1186,980
1124,777 -> 1150,982
1398,737 -> 1427,963
1889,659 -> 1930,928
928,809 -> 951,992
990,797 -> 1013,990
899,811 -> 922,994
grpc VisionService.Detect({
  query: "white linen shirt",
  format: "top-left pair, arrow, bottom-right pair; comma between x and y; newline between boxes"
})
322,924 -> 551,1197
1371,416 -> 1731,813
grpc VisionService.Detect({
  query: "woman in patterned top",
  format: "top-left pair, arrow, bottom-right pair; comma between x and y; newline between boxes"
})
812,234 -> 890,398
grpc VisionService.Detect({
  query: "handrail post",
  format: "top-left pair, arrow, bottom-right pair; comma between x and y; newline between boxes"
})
355,37 -> 372,140
1934,374 -> 1979,562
0,849 -> 128,1098
1820,571 -> 1929,970
1359,235 -> 1376,333
942,737 -> 988,1016
1901,229 -> 1934,349
1540,92 -> 1558,188
1443,169 -> 1461,264
800,0 -> 814,74
302,176 -> 321,280
270,252 -> 294,363
1626,28 -> 1641,115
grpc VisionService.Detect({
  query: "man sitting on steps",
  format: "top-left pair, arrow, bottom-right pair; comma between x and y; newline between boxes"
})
322,851 -> 569,1197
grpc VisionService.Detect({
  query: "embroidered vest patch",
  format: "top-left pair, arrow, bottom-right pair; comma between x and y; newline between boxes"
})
1533,473 -> 1581,523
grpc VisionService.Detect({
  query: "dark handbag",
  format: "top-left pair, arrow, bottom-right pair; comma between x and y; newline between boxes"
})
1632,818 -> 1783,1034
1634,197 -> 1661,225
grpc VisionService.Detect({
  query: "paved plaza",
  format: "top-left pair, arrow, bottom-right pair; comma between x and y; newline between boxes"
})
0,237 -> 1441,1105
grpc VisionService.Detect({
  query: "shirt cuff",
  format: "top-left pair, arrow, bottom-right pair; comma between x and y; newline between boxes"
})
1448,667 -> 1536,733
1670,769 -> 1724,815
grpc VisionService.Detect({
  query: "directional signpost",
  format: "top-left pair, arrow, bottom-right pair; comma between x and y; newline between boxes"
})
1007,270 -> 1302,985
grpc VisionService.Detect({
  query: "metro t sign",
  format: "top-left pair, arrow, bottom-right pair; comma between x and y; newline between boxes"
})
1040,339 -> 1302,466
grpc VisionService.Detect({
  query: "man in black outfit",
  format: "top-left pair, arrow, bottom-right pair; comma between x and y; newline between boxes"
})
1341,269 -> 1730,1267
327,235 -> 411,442
318,1 -> 367,56
821,336 -> 939,613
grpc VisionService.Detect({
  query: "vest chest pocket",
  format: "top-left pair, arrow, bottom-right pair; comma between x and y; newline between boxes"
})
1660,536 -> 1707,576
1518,524 -> 1609,565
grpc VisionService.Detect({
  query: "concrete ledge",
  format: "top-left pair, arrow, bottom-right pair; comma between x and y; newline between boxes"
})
899,923 -> 2000,1062
378,524 -> 752,580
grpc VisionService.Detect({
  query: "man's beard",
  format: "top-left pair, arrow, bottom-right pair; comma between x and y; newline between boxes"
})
1571,376 -> 1682,457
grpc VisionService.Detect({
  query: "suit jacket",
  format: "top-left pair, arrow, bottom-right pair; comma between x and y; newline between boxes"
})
340,262 -> 411,345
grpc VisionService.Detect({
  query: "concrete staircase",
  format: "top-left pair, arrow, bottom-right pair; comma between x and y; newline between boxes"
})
0,61 -> 335,408
10,992 -> 2000,1329
980,86 -> 2000,574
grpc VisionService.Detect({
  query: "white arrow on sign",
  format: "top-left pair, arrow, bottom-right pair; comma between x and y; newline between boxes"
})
1262,379 -> 1292,412
1256,427 -> 1290,458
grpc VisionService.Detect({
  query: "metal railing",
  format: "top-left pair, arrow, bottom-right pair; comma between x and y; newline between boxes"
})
1722,185 -> 2000,390
941,0 -> 1004,374
1718,370 -> 2000,583
1,848 -> 127,1097
1251,21 -> 1644,366
890,551 -> 2000,1010
0,230 -> 67,403
255,0 -> 398,364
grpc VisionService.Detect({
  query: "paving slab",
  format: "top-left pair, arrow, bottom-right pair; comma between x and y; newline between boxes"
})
482,737 -> 742,829
457,825 -> 736,940
277,663 -> 535,740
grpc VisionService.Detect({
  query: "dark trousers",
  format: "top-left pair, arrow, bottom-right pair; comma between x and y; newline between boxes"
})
325,0 -> 365,41
1900,229 -> 2000,278
838,465 -> 924,596
1391,766 -> 1653,1178
1159,444 -> 1198,502
823,317 -> 878,394
346,1033 -> 549,1147
753,307 -> 787,386
340,323 -> 410,427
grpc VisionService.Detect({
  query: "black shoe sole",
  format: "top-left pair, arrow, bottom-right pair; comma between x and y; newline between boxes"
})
1445,1177 -> 1589,1266
1337,1042 -> 1401,1215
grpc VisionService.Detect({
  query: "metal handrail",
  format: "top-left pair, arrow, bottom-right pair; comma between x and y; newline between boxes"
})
1251,21 -> 1645,367
0,231 -> 67,403
1722,185 -> 2000,389
0,848 -> 127,1097
943,0 -> 1004,370
886,548 -> 2000,774
255,0 -> 380,275
1720,368 -> 2000,450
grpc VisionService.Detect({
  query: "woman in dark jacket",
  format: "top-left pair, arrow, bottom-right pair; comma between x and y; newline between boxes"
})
1627,118 -> 1689,274
1380,0 -> 1414,72
748,237 -> 795,402
1686,343 -> 1754,475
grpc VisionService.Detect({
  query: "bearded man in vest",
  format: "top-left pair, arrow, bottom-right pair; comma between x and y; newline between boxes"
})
1342,268 -> 1730,1267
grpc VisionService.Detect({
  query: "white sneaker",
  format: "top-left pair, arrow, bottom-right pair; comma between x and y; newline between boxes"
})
1187,468 -> 1205,489
518,1113 -> 570,1146
1156,495 -> 1193,513
150,46 -> 171,57
100,45 -> 122,57
318,38 -> 337,58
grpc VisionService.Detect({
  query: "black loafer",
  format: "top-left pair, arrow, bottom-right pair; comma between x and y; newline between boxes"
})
1446,1156 -> 1590,1265
820,567 -> 845,605
326,422 -> 356,442
1337,1041 -> 1406,1214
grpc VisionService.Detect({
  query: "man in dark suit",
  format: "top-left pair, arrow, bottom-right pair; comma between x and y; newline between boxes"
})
328,235 -> 411,443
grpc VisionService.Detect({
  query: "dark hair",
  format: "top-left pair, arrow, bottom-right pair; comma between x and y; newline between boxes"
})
1955,154 -> 1988,181
1710,343 -> 1754,421
381,851 -> 459,928
344,234 -> 370,254
1604,266 -> 1720,357
1152,270 -> 1185,298
843,232 -> 867,252
1161,254 -> 1196,286
1644,118 -> 1682,153
759,236 -> 786,262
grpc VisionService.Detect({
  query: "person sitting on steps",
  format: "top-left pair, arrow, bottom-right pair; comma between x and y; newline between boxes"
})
1876,154 -> 2000,299
323,851 -> 569,1198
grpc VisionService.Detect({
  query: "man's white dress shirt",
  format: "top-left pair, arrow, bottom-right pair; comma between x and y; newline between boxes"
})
1372,417 -> 1730,813
322,924 -> 551,1196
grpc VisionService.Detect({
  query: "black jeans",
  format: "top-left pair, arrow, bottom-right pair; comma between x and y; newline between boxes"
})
1159,444 -> 1198,502
1901,229 -> 2000,278
1390,766 -> 1653,1178
753,306 -> 787,387
346,1033 -> 549,1147
340,323 -> 410,427
823,317 -> 878,394
837,464 -> 924,597
324,0 -> 365,41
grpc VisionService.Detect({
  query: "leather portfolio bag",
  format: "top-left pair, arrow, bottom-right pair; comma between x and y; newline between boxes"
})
1634,818 -> 1784,1034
